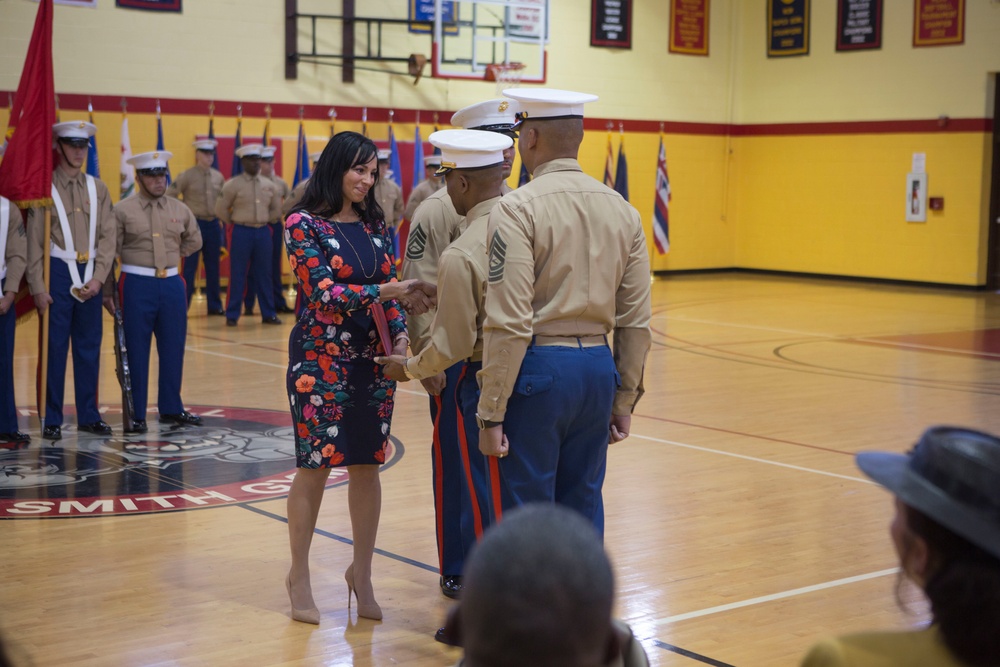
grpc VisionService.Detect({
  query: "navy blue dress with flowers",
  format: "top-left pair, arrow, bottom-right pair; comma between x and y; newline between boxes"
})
284,211 -> 406,468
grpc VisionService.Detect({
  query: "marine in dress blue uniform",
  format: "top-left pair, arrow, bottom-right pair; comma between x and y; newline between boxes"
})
112,150 -> 203,433
26,121 -> 117,440
475,89 -> 652,537
0,183 -> 30,444
167,139 -> 226,315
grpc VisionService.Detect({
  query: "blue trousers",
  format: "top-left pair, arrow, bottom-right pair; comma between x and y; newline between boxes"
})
244,222 -> 287,312
489,343 -> 618,538
182,218 -> 223,312
431,362 -> 466,576
455,360 -> 493,544
119,273 -> 188,420
0,277 -> 19,432
39,259 -> 103,427
226,224 -> 275,321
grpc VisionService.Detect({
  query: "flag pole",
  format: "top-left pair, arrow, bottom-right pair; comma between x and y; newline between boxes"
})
39,208 -> 51,423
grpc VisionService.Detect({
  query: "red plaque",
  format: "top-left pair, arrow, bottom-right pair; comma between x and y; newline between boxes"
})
913,0 -> 964,47
670,0 -> 709,56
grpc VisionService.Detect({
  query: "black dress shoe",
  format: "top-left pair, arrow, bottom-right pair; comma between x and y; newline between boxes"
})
244,306 -> 254,316
276,303 -> 294,314
208,309 -> 226,316
440,575 -> 463,599
43,425 -> 62,440
434,626 -> 460,646
78,420 -> 112,436
226,318 -> 238,327
124,420 -> 148,434
262,316 -> 282,325
159,411 -> 203,426
0,431 -> 31,444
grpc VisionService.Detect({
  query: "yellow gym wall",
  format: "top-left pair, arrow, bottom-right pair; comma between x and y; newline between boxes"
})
2,0 -> 998,285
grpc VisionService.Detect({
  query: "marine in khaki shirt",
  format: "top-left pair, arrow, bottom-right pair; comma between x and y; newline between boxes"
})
1,199 -> 27,309
166,152 -> 225,219
114,185 -> 202,270
374,150 -> 405,230
403,156 -> 445,221
1,196 -> 29,443
216,170 -> 282,226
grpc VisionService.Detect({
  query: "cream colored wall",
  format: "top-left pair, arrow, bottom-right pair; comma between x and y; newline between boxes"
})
734,0 -> 1000,123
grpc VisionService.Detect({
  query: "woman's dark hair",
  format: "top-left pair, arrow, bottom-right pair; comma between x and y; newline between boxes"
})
904,504 -> 1000,666
293,131 -> 385,231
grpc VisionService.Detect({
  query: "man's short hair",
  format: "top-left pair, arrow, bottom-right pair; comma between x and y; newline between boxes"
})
459,504 -> 615,667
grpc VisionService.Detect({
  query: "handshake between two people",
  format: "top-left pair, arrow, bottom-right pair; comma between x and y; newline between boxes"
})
381,278 -> 437,316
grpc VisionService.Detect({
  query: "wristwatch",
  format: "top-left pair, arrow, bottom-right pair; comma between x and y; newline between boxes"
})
475,413 -> 502,430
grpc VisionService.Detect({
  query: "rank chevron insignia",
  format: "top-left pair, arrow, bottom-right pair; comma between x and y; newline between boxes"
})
406,224 -> 428,261
488,230 -> 507,284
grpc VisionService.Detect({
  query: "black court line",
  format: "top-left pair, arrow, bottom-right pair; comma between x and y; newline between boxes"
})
241,503 -> 439,573
654,641 -> 736,667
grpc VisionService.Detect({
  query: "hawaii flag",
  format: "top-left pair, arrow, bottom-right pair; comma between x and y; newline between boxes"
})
653,135 -> 671,254
120,114 -> 135,200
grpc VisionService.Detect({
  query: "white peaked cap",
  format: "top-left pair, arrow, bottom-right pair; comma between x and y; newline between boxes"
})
261,145 -> 277,158
53,120 -> 97,140
377,148 -> 391,161
128,151 -> 173,170
450,98 -> 518,130
424,154 -> 442,166
236,144 -> 265,158
429,129 -> 513,174
309,151 -> 323,162
193,139 -> 218,150
502,88 -> 598,122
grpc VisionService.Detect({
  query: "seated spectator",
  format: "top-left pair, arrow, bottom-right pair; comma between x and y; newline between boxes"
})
801,425 -> 1000,667
441,503 -> 649,667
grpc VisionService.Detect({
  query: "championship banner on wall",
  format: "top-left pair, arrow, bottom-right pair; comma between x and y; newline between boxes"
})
767,0 -> 809,57
408,0 -> 457,35
836,0 -> 882,51
669,0 -> 709,56
115,0 -> 182,11
32,0 -> 97,7
913,0 -> 964,47
591,0 -> 632,49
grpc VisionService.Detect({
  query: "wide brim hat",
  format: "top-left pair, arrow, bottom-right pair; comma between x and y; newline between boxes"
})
856,425 -> 1000,560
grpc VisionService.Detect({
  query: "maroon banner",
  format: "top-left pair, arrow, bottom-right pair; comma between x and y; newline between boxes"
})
836,0 -> 882,51
0,0 -> 55,208
115,0 -> 181,11
913,0 -> 964,47
591,0 -> 632,49
669,0 -> 709,56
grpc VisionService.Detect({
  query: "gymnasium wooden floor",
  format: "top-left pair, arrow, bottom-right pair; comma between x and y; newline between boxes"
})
5,271 -> 996,666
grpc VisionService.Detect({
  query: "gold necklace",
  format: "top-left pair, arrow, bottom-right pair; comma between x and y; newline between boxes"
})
331,216 -> 379,280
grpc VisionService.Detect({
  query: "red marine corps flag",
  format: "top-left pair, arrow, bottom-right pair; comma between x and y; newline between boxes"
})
0,0 -> 56,208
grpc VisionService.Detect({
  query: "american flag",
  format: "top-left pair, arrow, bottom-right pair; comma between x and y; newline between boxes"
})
653,134 -> 670,254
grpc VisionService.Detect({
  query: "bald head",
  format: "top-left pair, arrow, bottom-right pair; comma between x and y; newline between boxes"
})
459,504 -> 616,667
517,118 -> 584,174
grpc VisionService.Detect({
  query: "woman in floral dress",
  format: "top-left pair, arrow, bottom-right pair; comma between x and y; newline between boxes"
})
283,131 -> 430,624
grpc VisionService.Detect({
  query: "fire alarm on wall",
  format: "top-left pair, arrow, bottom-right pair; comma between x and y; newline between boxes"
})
929,197 -> 944,211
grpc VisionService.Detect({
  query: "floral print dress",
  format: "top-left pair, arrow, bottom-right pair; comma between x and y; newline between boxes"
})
284,210 -> 406,468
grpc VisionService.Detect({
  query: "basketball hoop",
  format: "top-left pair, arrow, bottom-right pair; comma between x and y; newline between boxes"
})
484,62 -> 526,96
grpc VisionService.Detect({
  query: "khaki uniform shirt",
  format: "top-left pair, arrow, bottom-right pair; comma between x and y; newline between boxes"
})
403,176 -> 445,221
166,165 -> 225,219
403,182 -> 512,353
404,195 -> 499,379
282,178 -> 308,217
477,158 -> 652,421
374,178 -> 404,227
216,173 -> 281,227
114,193 -> 202,270
26,168 -> 116,295
267,174 -> 291,222
1,200 -> 27,291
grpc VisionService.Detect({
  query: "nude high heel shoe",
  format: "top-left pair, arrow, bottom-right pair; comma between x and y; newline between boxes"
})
345,563 -> 383,621
285,574 -> 321,625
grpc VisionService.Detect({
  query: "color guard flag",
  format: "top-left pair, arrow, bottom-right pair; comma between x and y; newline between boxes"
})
155,102 -> 171,184
119,114 -> 135,200
231,115 -> 243,177
411,124 -> 424,192
388,125 -> 403,188
518,162 -> 530,187
613,136 -> 629,202
207,113 -> 220,170
86,102 -> 100,178
653,134 -> 671,254
603,130 -> 614,190
293,120 -> 310,188
262,109 -> 271,147
0,0 -> 56,208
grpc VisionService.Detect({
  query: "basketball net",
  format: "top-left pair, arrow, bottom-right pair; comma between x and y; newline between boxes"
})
485,62 -> 526,97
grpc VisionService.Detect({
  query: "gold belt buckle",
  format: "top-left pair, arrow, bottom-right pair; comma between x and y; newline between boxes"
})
76,252 -> 89,263
155,268 -> 168,278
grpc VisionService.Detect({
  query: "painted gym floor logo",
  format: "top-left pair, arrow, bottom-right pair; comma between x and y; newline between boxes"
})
0,406 -> 402,519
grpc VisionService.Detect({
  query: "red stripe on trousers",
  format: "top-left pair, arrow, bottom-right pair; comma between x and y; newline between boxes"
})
454,365 -> 484,538
431,394 -> 445,573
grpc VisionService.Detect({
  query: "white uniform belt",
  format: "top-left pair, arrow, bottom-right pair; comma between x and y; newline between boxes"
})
50,246 -> 91,262
533,334 -> 607,348
121,264 -> 178,278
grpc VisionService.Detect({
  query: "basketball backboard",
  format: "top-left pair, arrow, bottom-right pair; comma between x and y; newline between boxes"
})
430,0 -> 548,85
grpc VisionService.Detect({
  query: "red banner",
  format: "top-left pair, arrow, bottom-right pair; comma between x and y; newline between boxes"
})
669,0 -> 709,56
0,0 -> 55,208
913,0 -> 964,47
